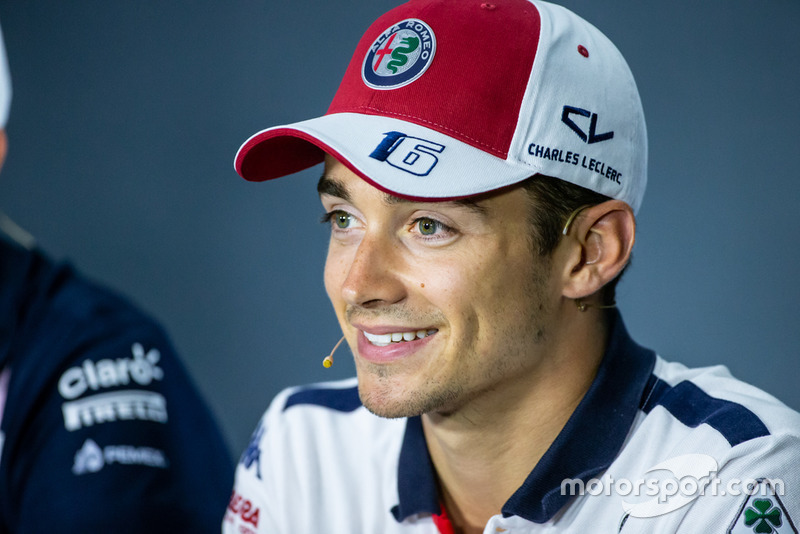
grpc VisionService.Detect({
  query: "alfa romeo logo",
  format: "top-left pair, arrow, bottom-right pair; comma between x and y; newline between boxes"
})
362,18 -> 436,90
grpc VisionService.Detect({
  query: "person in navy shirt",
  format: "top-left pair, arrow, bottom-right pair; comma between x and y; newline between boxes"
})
0,22 -> 233,533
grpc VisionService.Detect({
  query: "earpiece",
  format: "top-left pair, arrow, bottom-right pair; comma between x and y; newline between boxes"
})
322,336 -> 345,368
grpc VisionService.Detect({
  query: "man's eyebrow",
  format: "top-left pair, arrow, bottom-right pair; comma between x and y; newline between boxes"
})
384,192 -> 488,216
317,173 -> 488,216
317,175 -> 350,202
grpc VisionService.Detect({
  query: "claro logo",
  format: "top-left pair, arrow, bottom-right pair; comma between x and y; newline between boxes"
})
58,343 -> 164,400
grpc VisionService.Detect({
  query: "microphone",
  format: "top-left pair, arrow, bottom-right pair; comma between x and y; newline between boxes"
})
323,336 -> 345,368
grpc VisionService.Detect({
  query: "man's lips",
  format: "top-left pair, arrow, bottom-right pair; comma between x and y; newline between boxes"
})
352,323 -> 439,363
361,328 -> 438,347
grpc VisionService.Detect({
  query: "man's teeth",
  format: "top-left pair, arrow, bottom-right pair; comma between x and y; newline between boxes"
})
364,330 -> 436,347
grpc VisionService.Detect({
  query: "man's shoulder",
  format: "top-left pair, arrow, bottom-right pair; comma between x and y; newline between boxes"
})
647,356 -> 800,442
0,237 -> 167,356
599,356 -> 798,498
613,356 -> 800,509
556,356 -> 800,532
259,378 -> 406,441
280,378 -> 363,413
604,358 -> 800,532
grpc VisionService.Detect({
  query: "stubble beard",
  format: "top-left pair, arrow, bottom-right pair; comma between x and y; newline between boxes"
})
353,269 -> 551,420
357,363 -> 467,419
347,305 -> 463,419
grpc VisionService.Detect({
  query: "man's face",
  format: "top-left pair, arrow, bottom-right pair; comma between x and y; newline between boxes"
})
320,156 -> 560,419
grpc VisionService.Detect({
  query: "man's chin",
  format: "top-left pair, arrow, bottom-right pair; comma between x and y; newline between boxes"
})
357,389 -> 423,419
356,379 -> 459,420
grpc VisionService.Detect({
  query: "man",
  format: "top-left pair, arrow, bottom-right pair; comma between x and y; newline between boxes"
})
224,1 -> 800,532
0,23 -> 233,532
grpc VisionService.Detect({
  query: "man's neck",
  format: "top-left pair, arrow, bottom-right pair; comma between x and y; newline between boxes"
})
421,308 -> 609,532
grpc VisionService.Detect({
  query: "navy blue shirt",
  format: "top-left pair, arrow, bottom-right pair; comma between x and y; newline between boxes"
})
0,232 -> 233,533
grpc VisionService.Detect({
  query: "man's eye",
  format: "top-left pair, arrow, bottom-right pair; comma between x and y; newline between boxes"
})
321,210 -> 355,229
417,217 -> 440,235
335,212 -> 351,229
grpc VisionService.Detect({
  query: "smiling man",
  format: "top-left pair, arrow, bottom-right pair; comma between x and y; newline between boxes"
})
224,1 -> 800,533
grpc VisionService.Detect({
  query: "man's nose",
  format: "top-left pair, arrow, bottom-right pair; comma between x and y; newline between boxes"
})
340,232 -> 406,309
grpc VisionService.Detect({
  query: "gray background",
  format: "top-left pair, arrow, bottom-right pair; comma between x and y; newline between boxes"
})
0,1 -> 797,459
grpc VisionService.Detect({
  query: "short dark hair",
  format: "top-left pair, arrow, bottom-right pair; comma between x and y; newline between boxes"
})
521,174 -> 629,305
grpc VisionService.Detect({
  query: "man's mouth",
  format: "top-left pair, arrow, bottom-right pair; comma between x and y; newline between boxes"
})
362,329 -> 438,347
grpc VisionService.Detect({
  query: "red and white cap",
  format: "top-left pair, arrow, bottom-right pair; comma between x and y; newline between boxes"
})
235,0 -> 647,212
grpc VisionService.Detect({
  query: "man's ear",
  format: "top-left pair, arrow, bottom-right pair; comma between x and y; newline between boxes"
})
559,199 -> 635,300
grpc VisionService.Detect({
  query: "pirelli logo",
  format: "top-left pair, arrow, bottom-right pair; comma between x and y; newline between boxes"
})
61,390 -> 168,431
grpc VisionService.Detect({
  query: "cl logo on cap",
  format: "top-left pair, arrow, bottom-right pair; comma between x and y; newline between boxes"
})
362,19 -> 436,90
561,106 -> 615,144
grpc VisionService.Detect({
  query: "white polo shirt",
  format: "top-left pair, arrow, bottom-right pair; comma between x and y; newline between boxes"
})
223,313 -> 800,533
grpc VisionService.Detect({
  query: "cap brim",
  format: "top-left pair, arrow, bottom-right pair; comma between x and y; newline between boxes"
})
234,113 -> 539,201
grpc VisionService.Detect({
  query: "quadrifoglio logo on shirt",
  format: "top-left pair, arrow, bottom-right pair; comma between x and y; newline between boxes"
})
58,343 -> 168,431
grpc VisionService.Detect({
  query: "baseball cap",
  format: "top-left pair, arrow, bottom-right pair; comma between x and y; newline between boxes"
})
235,0 -> 647,213
0,22 -> 11,129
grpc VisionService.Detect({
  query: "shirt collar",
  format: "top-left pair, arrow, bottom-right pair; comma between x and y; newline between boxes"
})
391,311 -> 656,524
391,415 -> 440,521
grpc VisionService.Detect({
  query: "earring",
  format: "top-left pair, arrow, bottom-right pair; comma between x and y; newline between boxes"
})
575,298 -> 616,312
